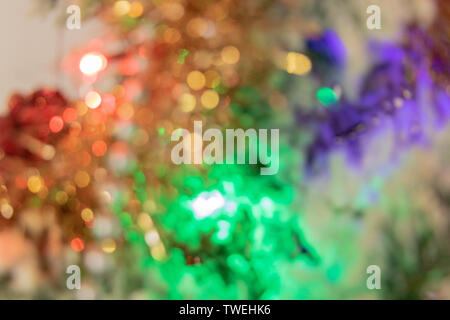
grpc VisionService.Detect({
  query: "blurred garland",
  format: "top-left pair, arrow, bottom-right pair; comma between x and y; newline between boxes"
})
0,0 -> 449,299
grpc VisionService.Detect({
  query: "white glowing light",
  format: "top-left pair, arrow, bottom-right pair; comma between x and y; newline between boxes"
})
260,197 -> 274,211
190,190 -> 226,220
216,220 -> 231,240
145,230 -> 160,247
80,52 -> 107,76
85,90 -> 102,109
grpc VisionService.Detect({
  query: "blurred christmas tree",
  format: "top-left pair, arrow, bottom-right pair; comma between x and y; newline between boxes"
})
0,0 -> 449,299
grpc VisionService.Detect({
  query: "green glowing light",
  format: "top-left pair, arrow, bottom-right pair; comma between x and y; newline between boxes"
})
317,87 -> 338,106
178,49 -> 189,64
212,220 -> 231,243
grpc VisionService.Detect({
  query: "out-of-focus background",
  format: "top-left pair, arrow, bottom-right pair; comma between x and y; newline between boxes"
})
0,0 -> 449,300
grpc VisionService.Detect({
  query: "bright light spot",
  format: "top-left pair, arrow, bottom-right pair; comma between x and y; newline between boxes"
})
190,190 -> 226,219
75,170 -> 90,188
145,230 -> 160,247
81,208 -> 94,222
85,91 -> 102,109
28,176 -> 43,194
114,0 -> 131,16
201,89 -> 219,109
260,197 -> 274,211
1,203 -> 14,219
128,1 -> 144,18
286,52 -> 312,76
49,116 -> 64,133
179,93 -> 196,112
92,140 -> 108,157
187,71 -> 205,90
63,108 -> 78,123
150,243 -> 166,261
71,237 -> 85,252
138,213 -> 153,231
317,87 -> 338,106
216,220 -> 231,240
101,238 -> 116,253
41,145 -> 55,160
221,46 -> 240,64
80,52 -> 107,76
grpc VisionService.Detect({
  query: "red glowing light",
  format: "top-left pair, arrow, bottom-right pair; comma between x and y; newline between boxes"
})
92,140 -> 108,157
49,116 -> 64,133
63,108 -> 78,123
71,237 -> 85,252
15,175 -> 28,190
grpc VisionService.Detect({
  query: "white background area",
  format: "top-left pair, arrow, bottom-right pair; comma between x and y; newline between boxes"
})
0,1 -> 102,113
